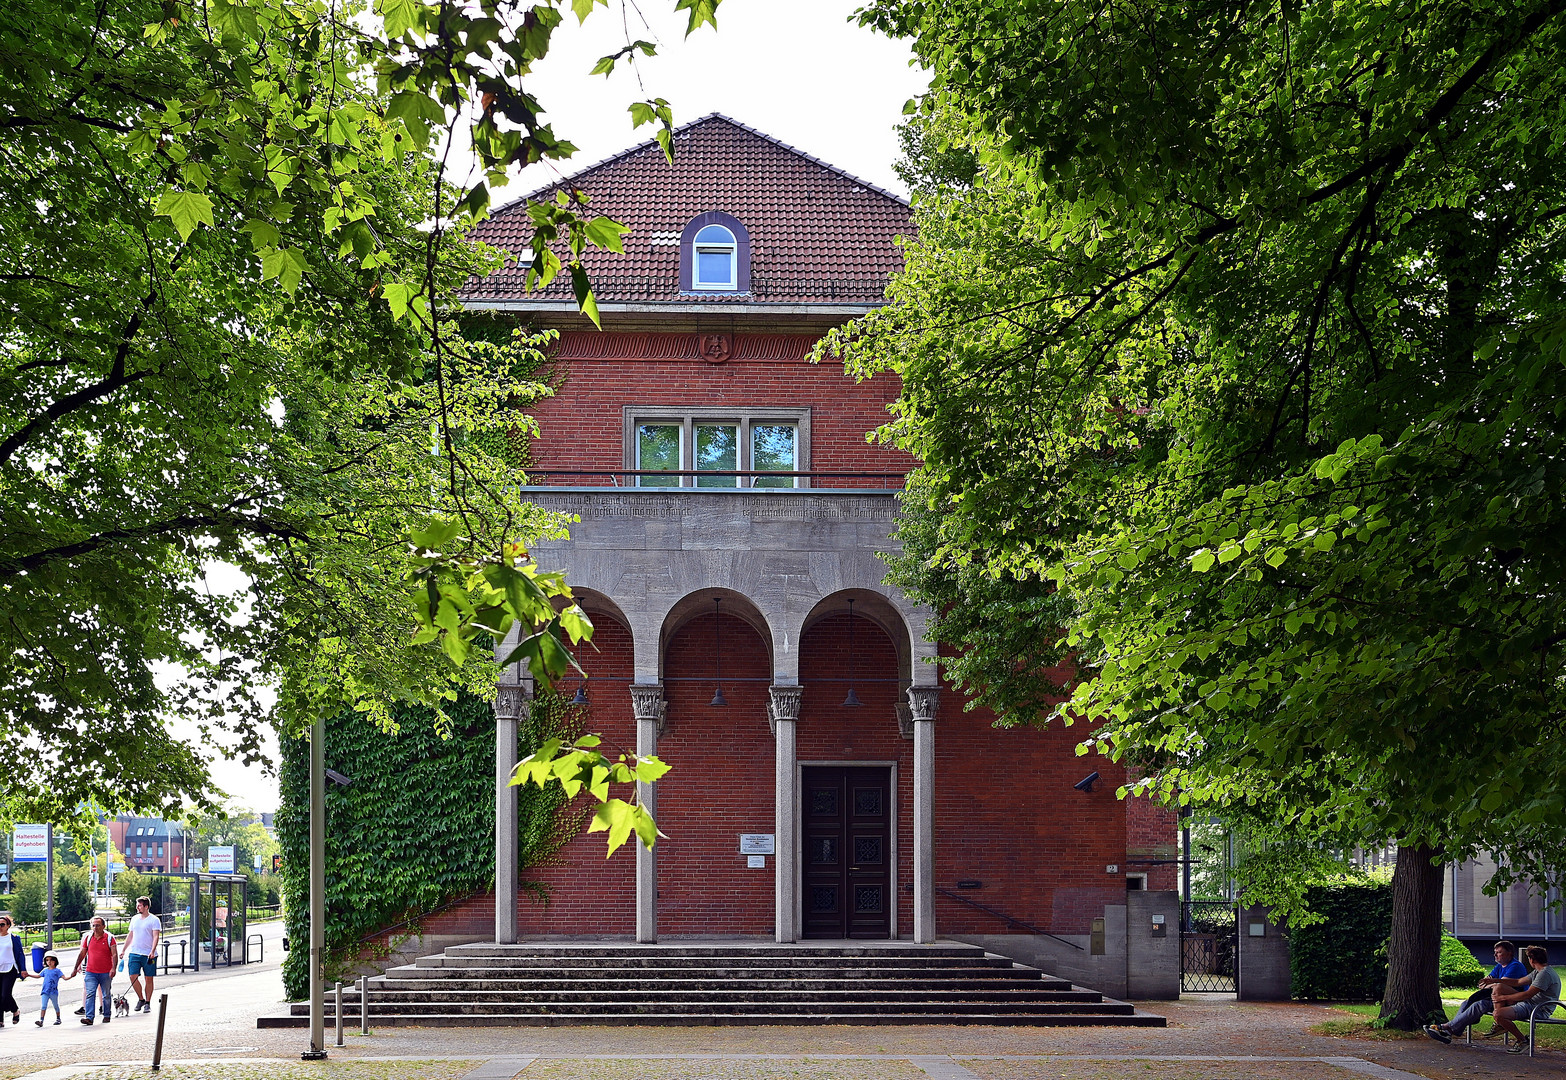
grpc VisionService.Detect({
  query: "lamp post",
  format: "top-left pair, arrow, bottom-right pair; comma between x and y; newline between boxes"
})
302,711 -> 327,1061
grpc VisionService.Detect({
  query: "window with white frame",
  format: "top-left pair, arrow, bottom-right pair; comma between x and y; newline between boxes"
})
627,408 -> 810,487
691,224 -> 737,290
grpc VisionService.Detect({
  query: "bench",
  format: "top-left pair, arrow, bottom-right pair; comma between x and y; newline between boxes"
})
1463,996 -> 1565,1056
1526,999 -> 1564,1057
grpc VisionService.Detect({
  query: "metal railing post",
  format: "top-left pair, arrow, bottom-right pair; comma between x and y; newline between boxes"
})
151,993 -> 169,1071
334,981 -> 344,1047
359,975 -> 369,1034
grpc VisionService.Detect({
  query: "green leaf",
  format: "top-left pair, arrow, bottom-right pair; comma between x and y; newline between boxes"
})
584,216 -> 629,253
378,0 -> 423,37
570,264 -> 601,328
260,247 -> 310,294
154,190 -> 214,241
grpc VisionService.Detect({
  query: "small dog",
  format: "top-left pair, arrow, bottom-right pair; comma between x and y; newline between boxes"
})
113,994 -> 130,1018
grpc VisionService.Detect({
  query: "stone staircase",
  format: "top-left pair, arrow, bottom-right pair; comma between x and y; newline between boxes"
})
258,941 -> 1164,1027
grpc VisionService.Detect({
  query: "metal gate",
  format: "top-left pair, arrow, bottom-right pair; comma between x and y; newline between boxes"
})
1181,900 -> 1238,992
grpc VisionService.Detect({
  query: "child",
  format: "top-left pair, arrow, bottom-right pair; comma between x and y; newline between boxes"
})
35,955 -> 69,1026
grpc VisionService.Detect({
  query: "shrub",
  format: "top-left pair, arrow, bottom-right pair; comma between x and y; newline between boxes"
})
1289,881 -> 1394,1001
10,868 -> 46,926
1440,934 -> 1488,988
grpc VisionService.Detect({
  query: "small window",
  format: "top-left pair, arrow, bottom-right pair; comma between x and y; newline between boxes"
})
692,225 -> 736,290
158,845 -> 164,857
695,424 -> 739,487
636,423 -> 682,487
751,424 -> 797,487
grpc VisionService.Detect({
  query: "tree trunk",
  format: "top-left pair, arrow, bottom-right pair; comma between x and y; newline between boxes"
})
1378,843 -> 1446,1030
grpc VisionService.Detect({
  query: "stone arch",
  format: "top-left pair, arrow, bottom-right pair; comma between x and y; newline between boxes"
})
658,587 -> 775,679
799,589 -> 913,688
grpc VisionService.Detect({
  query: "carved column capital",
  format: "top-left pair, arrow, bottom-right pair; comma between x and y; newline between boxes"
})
767,685 -> 804,736
493,684 -> 532,721
629,683 -> 667,738
906,686 -> 940,723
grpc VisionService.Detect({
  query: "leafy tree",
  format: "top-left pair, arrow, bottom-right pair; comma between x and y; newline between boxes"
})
113,870 -> 151,921
1,0 -> 702,838
845,0 -> 1566,1028
54,865 -> 95,926
10,868 -> 45,927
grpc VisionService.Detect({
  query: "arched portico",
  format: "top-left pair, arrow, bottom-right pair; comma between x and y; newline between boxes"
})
493,487 -> 939,945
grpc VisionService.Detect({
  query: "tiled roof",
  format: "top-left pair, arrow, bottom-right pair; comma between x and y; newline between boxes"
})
462,114 -> 911,306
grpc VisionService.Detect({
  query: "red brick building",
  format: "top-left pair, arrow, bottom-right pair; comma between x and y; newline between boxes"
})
448,115 -> 1175,948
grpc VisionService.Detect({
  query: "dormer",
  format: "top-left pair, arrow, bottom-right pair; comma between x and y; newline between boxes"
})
680,211 -> 750,294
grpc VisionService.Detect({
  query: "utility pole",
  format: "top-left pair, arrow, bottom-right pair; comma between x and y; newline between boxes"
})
302,711 -> 327,1061
45,824 -> 54,948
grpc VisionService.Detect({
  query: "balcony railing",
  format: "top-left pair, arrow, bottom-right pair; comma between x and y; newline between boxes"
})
520,469 -> 906,490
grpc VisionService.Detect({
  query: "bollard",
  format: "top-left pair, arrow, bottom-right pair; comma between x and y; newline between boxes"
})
151,993 -> 169,1071
334,981 -> 344,1047
359,975 -> 369,1035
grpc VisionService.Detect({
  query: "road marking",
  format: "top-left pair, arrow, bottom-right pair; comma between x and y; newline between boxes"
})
910,1057 -> 983,1079
461,1058 -> 539,1080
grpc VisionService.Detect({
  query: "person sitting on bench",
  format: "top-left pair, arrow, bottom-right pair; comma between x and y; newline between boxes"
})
1490,945 -> 1560,1055
1425,940 -> 1527,1042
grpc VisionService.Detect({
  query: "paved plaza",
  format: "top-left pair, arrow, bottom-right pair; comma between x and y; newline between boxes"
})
0,941 -> 1552,1080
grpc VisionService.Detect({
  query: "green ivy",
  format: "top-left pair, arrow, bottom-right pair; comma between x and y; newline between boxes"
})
278,691 -> 581,999
1289,882 -> 1394,1001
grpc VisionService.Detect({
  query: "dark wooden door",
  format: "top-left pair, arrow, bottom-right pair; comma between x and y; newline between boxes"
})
802,766 -> 892,938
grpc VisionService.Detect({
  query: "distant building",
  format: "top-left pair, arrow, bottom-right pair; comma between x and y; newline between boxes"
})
106,815 -> 186,874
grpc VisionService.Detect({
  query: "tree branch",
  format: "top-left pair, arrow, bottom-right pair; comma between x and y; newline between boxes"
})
0,512 -> 306,578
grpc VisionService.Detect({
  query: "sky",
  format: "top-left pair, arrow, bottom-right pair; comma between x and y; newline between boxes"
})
180,0 -> 928,816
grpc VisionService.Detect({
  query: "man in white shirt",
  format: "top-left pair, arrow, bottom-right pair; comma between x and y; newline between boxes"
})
124,896 -> 161,1013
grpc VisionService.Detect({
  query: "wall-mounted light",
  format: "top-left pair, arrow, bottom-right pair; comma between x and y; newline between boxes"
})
1073,771 -> 1100,794
325,769 -> 352,788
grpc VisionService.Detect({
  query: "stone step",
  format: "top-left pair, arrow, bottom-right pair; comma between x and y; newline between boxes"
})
320,988 -> 1102,1005
415,954 -> 1019,971
367,977 -> 1077,995
291,998 -> 1137,1017
385,970 -> 1058,982
441,943 -> 985,959
260,1010 -> 1168,1028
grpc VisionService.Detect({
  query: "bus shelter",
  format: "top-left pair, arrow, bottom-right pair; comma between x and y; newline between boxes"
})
137,872 -> 257,972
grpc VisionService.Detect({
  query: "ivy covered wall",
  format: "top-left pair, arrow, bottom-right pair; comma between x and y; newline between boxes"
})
277,691 -> 574,999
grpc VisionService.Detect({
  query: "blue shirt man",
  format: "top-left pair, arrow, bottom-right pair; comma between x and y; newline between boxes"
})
1426,940 -> 1525,1042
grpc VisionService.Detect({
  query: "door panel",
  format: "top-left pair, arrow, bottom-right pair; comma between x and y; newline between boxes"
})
802,766 -> 892,938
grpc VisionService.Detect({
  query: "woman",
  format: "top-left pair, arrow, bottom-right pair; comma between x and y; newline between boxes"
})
0,916 -> 29,1024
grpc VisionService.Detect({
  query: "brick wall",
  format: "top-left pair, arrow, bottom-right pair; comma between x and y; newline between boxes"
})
412,329 -> 1177,941
526,332 -> 914,485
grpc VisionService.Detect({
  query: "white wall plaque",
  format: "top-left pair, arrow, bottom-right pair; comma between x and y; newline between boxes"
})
739,834 -> 775,855
746,855 -> 766,869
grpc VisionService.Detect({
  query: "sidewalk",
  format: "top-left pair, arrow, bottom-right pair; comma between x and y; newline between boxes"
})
0,969 -> 1553,1080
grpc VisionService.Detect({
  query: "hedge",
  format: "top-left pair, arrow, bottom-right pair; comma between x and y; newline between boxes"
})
1289,881 -> 1394,1000
278,690 -> 579,999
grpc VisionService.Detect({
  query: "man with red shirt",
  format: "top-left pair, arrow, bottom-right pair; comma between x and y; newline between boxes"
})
69,916 -> 118,1025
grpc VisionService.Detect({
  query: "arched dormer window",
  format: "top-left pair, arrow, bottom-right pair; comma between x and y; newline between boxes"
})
680,211 -> 750,294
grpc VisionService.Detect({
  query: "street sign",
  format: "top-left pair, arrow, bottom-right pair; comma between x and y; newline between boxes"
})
271,854 -> 283,873
189,857 -> 203,873
253,852 -> 264,870
12,825 -> 49,863
207,846 -> 235,873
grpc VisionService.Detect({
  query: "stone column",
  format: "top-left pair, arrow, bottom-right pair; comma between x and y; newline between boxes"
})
908,686 -> 939,944
629,683 -> 666,944
769,685 -> 804,943
492,682 -> 530,945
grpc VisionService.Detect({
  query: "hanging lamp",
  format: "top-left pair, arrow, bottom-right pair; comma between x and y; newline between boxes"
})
710,596 -> 729,706
570,636 -> 589,705
841,598 -> 863,707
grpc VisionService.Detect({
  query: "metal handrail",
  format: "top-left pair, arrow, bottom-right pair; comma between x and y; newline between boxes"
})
934,886 -> 1083,950
519,469 -> 907,489
245,932 -> 263,964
